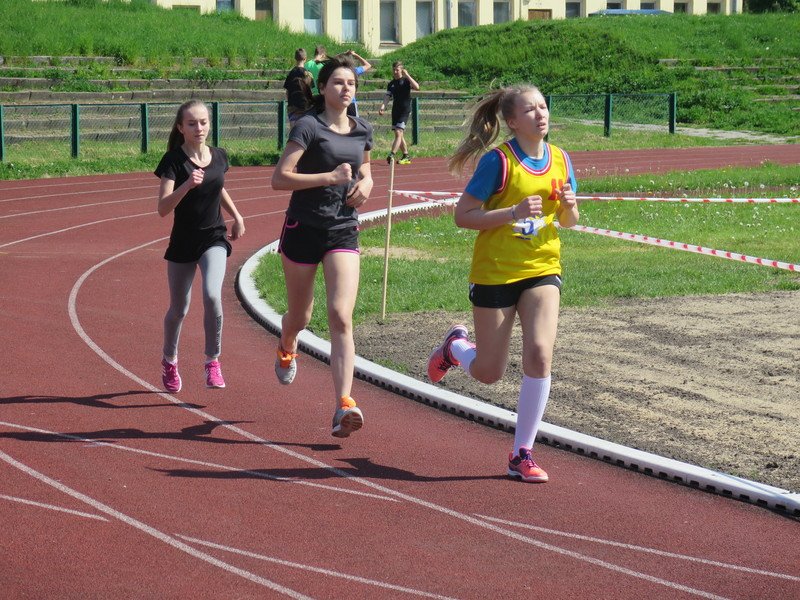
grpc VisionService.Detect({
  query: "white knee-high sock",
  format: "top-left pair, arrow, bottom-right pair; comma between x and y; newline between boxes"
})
449,338 -> 476,378
513,375 -> 551,455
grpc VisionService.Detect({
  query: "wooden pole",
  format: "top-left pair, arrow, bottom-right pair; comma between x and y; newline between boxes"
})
380,157 -> 396,322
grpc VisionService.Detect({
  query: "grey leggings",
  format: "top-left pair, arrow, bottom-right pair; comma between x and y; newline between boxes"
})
163,245 -> 227,360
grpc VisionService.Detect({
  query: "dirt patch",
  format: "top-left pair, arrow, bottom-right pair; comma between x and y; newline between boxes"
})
354,291 -> 800,492
360,246 -> 448,262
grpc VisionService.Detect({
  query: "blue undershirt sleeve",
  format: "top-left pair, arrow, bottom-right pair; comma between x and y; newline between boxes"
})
562,149 -> 578,193
463,151 -> 502,202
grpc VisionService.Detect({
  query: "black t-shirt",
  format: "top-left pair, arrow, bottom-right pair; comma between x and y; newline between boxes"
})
154,146 -> 231,262
283,66 -> 313,113
286,113 -> 373,230
387,77 -> 413,118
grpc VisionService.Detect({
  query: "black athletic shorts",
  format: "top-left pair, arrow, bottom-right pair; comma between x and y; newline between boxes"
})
392,110 -> 411,130
469,274 -> 562,309
278,217 -> 360,265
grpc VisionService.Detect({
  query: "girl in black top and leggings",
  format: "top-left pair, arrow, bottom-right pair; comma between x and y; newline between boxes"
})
154,100 -> 245,393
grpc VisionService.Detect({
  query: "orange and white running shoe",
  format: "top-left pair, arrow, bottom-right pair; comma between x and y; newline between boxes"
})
427,324 -> 468,383
508,448 -> 549,483
331,396 -> 364,438
274,347 -> 298,385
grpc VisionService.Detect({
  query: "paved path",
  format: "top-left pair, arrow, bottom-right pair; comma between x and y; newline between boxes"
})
2,147 -> 798,599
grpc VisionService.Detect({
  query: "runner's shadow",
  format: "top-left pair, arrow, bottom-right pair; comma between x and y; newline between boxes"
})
0,420 -> 255,445
0,391 -> 204,410
267,440 -> 342,452
154,456 -> 507,483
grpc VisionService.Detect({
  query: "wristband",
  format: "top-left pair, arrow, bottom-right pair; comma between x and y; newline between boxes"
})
510,205 -> 517,221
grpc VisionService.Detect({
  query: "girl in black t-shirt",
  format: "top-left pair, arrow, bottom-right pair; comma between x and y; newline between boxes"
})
271,56 -> 374,439
154,100 -> 245,393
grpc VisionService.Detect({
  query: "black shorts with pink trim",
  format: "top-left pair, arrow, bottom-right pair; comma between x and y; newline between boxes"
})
278,217 -> 360,265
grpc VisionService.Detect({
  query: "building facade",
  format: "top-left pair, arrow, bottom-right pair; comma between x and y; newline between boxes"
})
151,0 -> 742,54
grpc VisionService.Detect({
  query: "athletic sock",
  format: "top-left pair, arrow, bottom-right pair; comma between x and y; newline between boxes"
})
513,375 -> 551,455
449,338 -> 476,377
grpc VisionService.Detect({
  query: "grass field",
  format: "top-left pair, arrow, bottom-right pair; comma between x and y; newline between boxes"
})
253,165 -> 800,336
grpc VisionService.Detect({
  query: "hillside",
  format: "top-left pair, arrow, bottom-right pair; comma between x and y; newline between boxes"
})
0,2 -> 798,149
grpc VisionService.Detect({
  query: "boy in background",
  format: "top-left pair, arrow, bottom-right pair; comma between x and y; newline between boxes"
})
304,45 -> 327,96
283,48 -> 313,127
379,61 -> 419,165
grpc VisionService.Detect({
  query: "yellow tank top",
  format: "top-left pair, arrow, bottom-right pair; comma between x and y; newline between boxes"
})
469,141 -> 570,285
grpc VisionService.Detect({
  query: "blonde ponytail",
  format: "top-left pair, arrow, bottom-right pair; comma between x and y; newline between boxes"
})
448,85 -> 541,176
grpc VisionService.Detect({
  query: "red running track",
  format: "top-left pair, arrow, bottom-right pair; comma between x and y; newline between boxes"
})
2,146 -> 799,599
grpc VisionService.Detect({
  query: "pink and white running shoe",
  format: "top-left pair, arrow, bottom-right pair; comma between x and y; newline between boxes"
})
204,360 -> 226,389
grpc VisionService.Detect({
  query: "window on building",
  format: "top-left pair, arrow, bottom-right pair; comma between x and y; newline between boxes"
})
606,2 -> 622,8
416,1 -> 434,38
342,1 -> 359,41
216,0 -> 233,11
707,2 -> 721,12
304,0 -> 323,35
255,0 -> 273,21
673,2 -> 688,11
494,1 -> 510,23
380,0 -> 398,42
640,2 -> 656,8
565,2 -> 581,17
458,0 -> 476,27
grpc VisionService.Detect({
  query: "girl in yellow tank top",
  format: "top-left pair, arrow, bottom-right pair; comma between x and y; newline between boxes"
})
426,85 -> 580,483
470,139 -> 573,285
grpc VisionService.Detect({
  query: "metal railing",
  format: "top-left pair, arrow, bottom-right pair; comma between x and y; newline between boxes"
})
0,93 -> 677,162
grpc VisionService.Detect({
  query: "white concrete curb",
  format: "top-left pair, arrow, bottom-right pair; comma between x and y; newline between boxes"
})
236,203 -> 800,518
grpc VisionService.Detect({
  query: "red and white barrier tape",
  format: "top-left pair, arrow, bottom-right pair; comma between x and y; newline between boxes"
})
569,225 -> 798,272
393,190 -> 461,205
577,196 -> 800,204
394,190 -> 462,196
392,190 -> 798,271
395,190 -> 799,205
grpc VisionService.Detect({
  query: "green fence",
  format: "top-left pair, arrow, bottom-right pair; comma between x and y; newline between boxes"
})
0,93 -> 677,162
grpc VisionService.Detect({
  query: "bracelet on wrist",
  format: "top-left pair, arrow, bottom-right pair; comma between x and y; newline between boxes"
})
510,205 -> 517,221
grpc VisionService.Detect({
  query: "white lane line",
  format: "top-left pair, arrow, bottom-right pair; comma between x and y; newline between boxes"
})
0,172 -> 273,202
0,184 -> 268,219
65,235 -> 733,600
476,515 -> 800,582
0,184 -> 152,203
0,449 -> 312,600
0,200 -> 277,250
0,196 -> 153,219
0,493 -> 108,522
177,534 -> 458,600
0,177 -> 268,204
0,421 -> 398,503
0,212 -> 152,249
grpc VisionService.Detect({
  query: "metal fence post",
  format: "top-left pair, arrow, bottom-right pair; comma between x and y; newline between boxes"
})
71,104 -> 80,158
0,105 -> 5,162
211,101 -> 220,148
603,93 -> 612,137
140,103 -> 149,154
669,92 -> 677,134
411,97 -> 419,145
277,100 -> 286,149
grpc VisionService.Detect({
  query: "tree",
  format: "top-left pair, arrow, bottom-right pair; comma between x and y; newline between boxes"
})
746,0 -> 799,12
